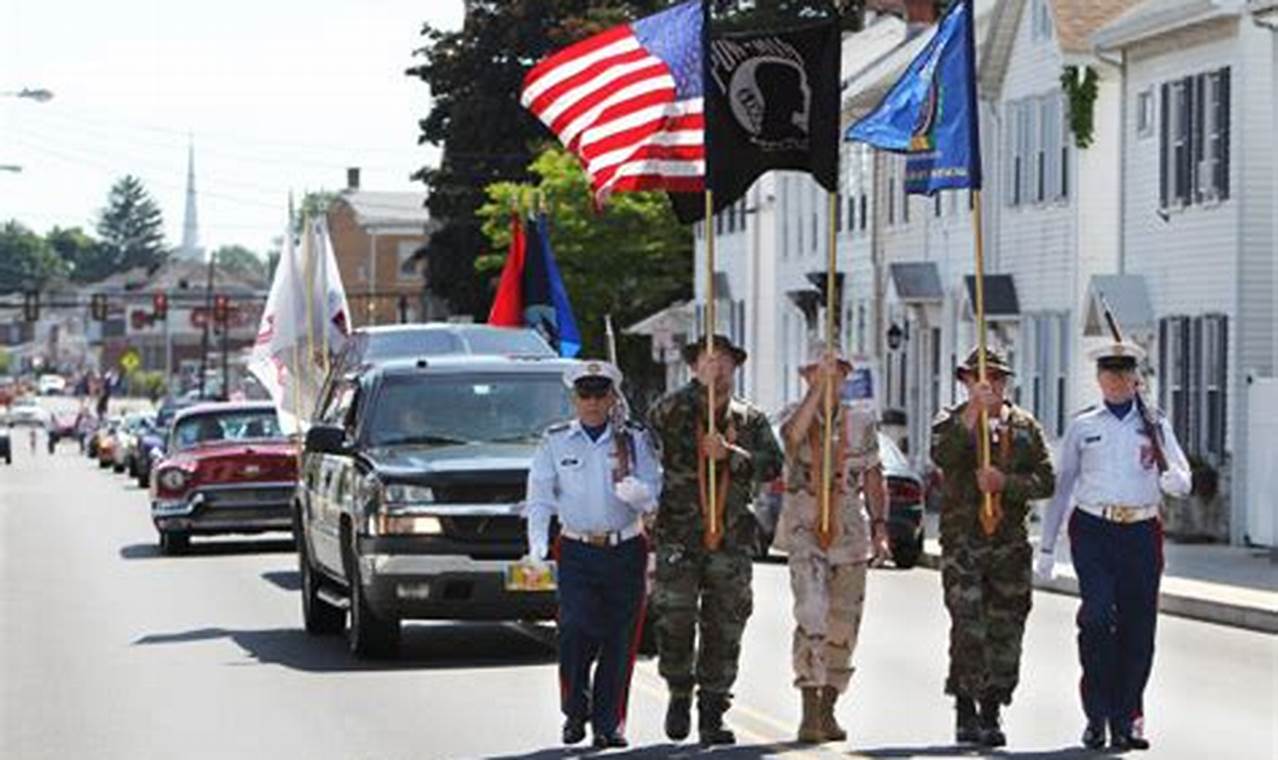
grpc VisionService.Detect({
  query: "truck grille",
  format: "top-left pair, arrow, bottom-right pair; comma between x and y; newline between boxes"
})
432,483 -> 524,504
442,515 -> 525,542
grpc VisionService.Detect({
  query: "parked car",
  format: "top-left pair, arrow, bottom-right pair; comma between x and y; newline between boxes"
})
6,396 -> 49,428
0,376 -> 17,408
750,428 -> 927,568
95,417 -> 124,469
116,413 -> 154,475
37,374 -> 66,396
150,402 -> 298,554
136,399 -> 194,488
296,355 -> 572,658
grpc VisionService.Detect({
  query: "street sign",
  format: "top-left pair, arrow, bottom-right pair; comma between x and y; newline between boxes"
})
119,350 -> 141,373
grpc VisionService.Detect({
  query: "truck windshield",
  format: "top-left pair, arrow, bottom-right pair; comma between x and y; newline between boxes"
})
367,373 -> 571,447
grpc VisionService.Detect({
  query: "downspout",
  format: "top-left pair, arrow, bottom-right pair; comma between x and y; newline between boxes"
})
1097,47 -> 1127,274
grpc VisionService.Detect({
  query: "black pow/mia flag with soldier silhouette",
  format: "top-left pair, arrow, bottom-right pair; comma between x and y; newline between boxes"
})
670,17 -> 840,224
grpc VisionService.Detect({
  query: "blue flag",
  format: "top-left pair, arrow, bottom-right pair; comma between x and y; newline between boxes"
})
523,213 -> 581,358
845,0 -> 981,195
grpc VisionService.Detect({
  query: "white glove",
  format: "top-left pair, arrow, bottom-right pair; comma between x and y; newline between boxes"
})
527,535 -> 549,562
1033,551 -> 1057,582
614,476 -> 655,512
1159,467 -> 1192,498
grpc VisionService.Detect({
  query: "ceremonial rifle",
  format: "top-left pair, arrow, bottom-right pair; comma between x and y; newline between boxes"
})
1097,292 -> 1168,472
605,314 -> 634,481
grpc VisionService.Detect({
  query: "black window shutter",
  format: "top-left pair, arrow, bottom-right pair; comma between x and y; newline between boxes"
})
1159,317 -> 1168,410
1219,316 -> 1228,454
1193,74 -> 1205,203
1160,83 -> 1170,208
1190,315 -> 1203,454
1218,67 -> 1231,200
1178,315 -> 1192,447
1180,77 -> 1193,205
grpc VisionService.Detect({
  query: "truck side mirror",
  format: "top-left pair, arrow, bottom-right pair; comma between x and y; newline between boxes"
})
305,425 -> 349,455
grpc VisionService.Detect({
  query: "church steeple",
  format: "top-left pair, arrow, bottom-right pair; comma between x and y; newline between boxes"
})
179,139 -> 202,261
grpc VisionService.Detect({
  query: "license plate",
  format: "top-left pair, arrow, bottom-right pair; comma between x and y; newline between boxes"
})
505,560 -> 557,592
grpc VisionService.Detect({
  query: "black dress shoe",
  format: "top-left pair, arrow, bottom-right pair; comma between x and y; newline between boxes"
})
562,719 -> 586,745
1081,722 -> 1106,750
1111,732 -> 1151,751
592,731 -> 628,749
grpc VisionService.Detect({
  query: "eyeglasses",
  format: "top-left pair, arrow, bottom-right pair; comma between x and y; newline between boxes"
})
575,387 -> 610,400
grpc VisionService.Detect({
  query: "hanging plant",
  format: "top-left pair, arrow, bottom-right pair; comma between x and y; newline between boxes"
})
1060,65 -> 1099,149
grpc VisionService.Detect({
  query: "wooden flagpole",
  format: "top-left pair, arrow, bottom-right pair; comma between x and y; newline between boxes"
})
972,189 -> 999,535
818,191 -> 839,549
703,189 -> 722,551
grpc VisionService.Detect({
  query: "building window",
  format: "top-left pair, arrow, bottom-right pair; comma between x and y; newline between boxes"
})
727,203 -> 736,233
1159,313 -> 1228,459
1137,89 -> 1154,138
1161,67 -> 1230,208
902,174 -> 910,224
859,194 -> 868,230
856,303 -> 866,355
1007,100 -> 1028,207
888,177 -> 896,225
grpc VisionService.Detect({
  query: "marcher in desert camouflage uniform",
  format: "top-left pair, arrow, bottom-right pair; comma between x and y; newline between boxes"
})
930,347 -> 1055,748
647,334 -> 784,746
775,342 -> 889,744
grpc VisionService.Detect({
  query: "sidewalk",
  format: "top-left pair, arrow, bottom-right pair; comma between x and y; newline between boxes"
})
920,513 -> 1278,634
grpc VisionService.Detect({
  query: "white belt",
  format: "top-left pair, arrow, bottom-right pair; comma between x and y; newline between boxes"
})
1077,503 -> 1159,524
560,519 -> 644,547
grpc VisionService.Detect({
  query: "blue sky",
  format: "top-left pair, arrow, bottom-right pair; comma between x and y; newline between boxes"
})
0,0 -> 464,257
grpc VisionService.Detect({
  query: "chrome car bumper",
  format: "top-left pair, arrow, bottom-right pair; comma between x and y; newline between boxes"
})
153,481 -> 295,535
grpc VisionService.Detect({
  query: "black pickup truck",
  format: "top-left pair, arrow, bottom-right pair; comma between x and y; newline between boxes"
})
295,355 -> 572,658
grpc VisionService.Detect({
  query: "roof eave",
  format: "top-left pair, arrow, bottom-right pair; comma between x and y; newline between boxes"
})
1093,1 -> 1238,52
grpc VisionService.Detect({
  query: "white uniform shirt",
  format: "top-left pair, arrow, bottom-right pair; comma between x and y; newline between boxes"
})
525,420 -> 663,551
1040,403 -> 1192,553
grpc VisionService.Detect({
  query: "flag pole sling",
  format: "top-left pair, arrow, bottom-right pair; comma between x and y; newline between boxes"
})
704,189 -> 721,551
819,191 -> 838,549
319,226 -> 330,378
972,189 -> 996,534
303,223 -> 317,422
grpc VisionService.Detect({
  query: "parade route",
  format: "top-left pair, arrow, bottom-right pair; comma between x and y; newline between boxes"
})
2,427 -> 1273,759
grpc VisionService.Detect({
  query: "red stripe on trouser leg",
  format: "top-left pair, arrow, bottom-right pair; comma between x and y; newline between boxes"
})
615,535 -> 649,729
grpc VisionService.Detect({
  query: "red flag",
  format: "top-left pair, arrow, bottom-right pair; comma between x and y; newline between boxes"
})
487,212 -> 526,326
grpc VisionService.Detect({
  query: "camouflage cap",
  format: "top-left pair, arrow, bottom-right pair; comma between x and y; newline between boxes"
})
681,333 -> 748,366
956,347 -> 1015,379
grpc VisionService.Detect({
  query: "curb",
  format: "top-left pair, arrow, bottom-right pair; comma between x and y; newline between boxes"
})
919,547 -> 1278,635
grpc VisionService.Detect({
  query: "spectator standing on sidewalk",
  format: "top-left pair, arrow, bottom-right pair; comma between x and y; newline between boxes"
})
1035,341 -> 1192,752
930,348 -> 1055,748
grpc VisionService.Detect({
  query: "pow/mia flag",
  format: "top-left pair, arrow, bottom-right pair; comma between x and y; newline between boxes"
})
670,18 -> 841,224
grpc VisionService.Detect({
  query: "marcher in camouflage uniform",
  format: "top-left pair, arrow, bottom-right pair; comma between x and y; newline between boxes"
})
775,342 -> 889,744
930,348 -> 1055,748
647,334 -> 784,746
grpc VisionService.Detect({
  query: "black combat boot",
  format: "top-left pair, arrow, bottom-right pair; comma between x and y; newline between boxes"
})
978,699 -> 1006,748
1081,721 -> 1106,750
955,696 -> 981,744
562,717 -> 586,745
698,691 -> 737,746
1110,717 -> 1151,751
664,693 -> 692,741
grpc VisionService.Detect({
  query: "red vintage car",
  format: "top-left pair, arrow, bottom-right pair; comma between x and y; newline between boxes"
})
150,401 -> 298,554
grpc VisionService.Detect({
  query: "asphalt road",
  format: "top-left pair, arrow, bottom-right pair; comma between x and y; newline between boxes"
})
1,404 -> 1274,759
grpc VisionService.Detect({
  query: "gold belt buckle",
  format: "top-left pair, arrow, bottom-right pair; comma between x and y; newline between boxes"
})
584,532 -> 609,547
1106,505 -> 1139,523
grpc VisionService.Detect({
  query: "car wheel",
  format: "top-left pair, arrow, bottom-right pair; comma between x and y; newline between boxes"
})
158,531 -> 189,555
299,534 -> 344,635
343,542 -> 399,658
891,533 -> 922,570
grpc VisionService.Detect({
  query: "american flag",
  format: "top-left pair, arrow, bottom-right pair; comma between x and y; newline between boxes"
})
520,1 -> 704,203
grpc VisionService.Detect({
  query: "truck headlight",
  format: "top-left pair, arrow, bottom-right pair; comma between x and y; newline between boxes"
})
383,484 -> 435,506
370,515 -> 443,536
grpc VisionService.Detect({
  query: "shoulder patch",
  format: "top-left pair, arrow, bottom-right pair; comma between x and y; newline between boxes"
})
1072,405 -> 1099,418
545,421 -> 572,435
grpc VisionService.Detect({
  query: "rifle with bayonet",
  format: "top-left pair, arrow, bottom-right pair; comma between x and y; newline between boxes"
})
1097,292 -> 1168,472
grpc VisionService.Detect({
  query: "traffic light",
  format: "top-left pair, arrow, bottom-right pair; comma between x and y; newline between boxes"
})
212,294 -> 230,324
90,293 -> 108,321
22,291 -> 39,322
152,291 -> 168,320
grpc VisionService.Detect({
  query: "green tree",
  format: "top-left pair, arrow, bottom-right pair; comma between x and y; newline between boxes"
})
0,221 -> 68,293
96,175 -> 167,277
406,0 -> 666,319
46,226 -> 106,284
212,245 -> 267,286
294,191 -> 338,238
0,348 -> 10,376
477,148 -> 692,405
